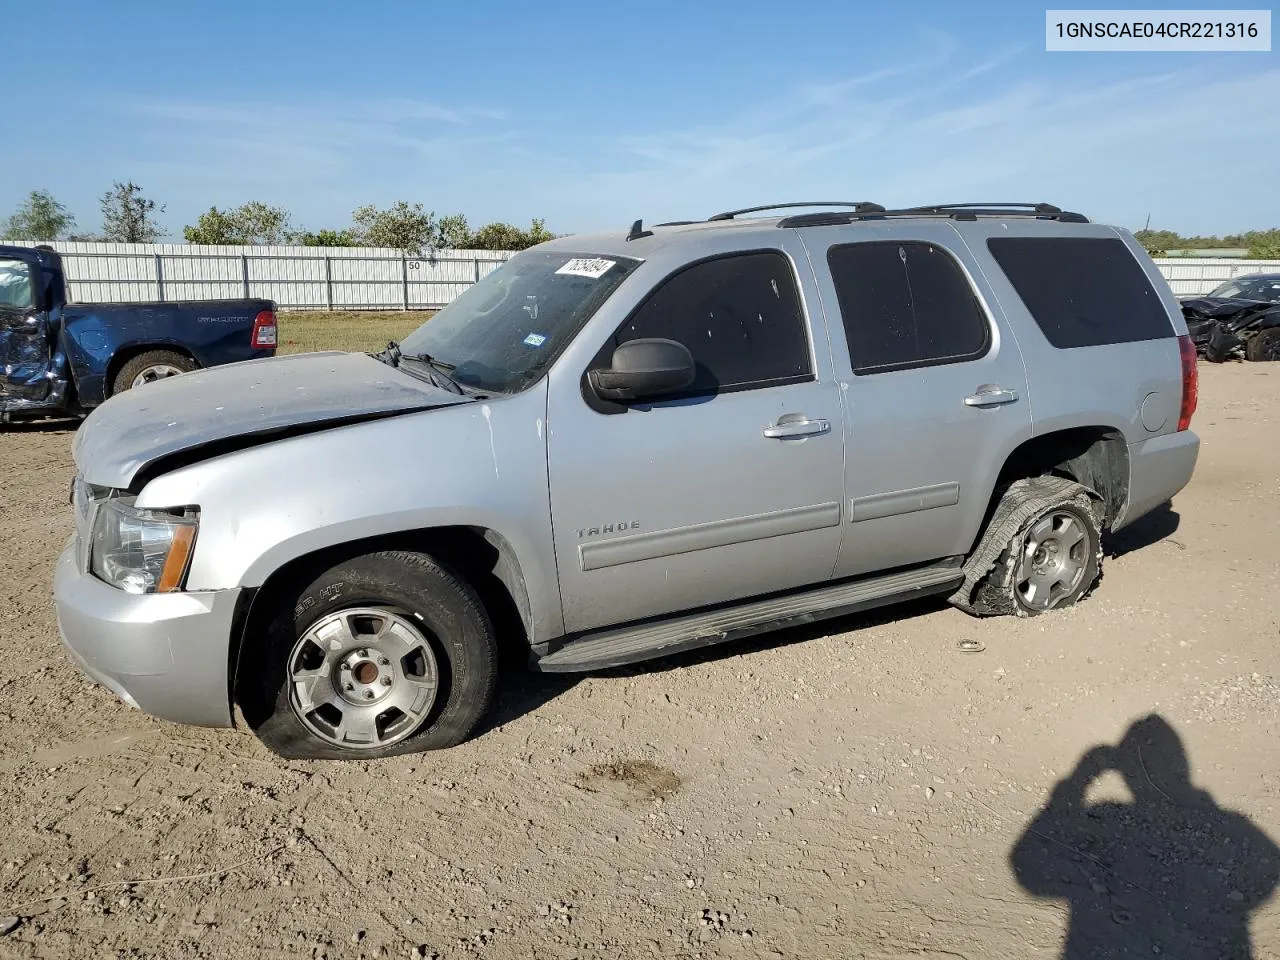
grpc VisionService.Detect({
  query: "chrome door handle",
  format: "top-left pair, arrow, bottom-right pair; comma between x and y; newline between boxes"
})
964,386 -> 1019,407
763,417 -> 830,439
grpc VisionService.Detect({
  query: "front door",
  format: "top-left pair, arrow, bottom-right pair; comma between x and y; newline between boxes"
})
546,246 -> 846,634
803,224 -> 1035,577
0,252 -> 51,402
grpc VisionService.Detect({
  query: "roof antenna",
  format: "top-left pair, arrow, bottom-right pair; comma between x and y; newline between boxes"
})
626,218 -> 653,242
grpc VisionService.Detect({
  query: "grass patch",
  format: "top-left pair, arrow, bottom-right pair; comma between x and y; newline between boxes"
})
276,311 -> 435,355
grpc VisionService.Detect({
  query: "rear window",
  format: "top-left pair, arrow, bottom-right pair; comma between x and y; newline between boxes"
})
986,237 -> 1173,348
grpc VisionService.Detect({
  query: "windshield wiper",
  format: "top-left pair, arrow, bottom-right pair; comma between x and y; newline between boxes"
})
400,352 -> 464,394
376,341 -> 464,395
375,340 -> 402,366
402,351 -> 457,373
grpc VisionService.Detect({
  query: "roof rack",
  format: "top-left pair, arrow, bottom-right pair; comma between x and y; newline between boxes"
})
707,201 -> 885,222
776,202 -> 1089,228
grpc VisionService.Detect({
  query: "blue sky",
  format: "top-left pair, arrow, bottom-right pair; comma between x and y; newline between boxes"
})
7,0 -> 1277,238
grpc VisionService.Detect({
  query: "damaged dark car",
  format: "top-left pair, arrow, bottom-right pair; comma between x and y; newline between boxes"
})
1180,273 -> 1280,363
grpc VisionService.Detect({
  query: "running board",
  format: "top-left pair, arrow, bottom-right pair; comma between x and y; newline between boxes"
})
534,558 -> 964,673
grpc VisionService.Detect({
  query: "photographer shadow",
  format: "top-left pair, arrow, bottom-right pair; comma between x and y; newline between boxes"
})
1011,715 -> 1279,959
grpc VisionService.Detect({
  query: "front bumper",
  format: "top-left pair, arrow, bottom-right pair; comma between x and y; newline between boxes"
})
53,539 -> 239,728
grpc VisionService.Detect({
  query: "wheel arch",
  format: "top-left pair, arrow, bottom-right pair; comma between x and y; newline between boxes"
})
987,426 -> 1130,536
228,525 -> 533,722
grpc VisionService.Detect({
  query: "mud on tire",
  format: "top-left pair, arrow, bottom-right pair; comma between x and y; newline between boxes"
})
950,476 -> 1104,618
237,550 -> 498,761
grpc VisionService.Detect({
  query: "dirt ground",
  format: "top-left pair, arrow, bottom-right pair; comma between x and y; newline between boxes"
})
0,362 -> 1277,960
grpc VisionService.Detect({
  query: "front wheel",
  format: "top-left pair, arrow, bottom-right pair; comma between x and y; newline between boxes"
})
238,550 -> 498,760
1245,328 -> 1280,362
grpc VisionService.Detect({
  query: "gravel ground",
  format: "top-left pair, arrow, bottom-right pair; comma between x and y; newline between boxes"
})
0,362 -> 1277,960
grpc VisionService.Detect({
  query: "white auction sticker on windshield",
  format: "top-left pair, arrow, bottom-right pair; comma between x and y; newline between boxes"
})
555,257 -> 616,279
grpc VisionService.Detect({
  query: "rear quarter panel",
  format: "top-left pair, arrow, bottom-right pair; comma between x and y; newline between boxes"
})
63,299 -> 275,405
957,223 -> 1185,445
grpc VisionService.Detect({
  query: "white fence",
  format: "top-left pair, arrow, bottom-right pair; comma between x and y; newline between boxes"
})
4,241 -> 1277,308
5,241 -> 515,311
1152,257 -> 1280,296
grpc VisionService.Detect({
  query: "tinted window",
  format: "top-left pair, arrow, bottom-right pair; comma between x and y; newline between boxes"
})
827,241 -> 989,375
987,237 -> 1173,348
613,251 -> 811,394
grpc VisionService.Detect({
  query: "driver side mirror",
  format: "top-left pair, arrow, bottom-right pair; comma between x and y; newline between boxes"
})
588,338 -> 696,402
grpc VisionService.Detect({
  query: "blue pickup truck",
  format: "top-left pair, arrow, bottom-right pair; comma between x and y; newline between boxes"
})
0,244 -> 277,422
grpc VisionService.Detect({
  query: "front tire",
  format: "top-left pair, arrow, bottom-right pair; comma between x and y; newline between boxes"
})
1245,328 -> 1280,362
238,551 -> 498,760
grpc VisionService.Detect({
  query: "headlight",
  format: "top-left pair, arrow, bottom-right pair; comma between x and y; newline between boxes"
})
90,499 -> 198,594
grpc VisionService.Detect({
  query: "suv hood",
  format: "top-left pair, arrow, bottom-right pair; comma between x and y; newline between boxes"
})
73,351 -> 472,488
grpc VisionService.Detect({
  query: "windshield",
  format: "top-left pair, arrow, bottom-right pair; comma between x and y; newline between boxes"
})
0,259 -> 34,311
397,249 -> 640,394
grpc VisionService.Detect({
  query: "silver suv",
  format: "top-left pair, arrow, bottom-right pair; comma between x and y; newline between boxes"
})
53,201 -> 1201,760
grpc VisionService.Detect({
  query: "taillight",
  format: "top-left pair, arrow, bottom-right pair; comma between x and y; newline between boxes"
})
1177,334 -> 1198,431
251,309 -> 277,349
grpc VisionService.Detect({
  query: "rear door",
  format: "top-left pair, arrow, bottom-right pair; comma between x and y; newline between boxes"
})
546,240 -> 847,634
800,223 -> 1034,577
0,250 -> 52,402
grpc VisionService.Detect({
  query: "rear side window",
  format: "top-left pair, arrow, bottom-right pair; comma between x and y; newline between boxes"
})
827,241 -> 990,375
613,251 -> 811,394
987,237 -> 1173,348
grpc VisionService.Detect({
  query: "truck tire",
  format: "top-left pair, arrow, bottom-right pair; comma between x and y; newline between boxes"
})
112,350 -> 196,395
1245,328 -> 1280,362
949,476 -> 1104,618
239,550 -> 498,760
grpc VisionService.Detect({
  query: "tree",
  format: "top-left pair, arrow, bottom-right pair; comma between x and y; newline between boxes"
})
2,190 -> 76,240
467,218 -> 556,251
1244,229 -> 1280,260
435,213 -> 472,249
100,181 -> 165,242
293,228 -> 358,247
183,201 -> 292,245
231,201 -> 292,245
350,201 -> 438,253
183,207 -> 238,245
1134,228 -> 1182,257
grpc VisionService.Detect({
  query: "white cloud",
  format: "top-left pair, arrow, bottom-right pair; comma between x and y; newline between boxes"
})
55,56 -> 1280,237
541,61 -> 1280,234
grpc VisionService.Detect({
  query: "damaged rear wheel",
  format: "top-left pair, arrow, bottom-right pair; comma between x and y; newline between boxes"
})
951,476 -> 1103,618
